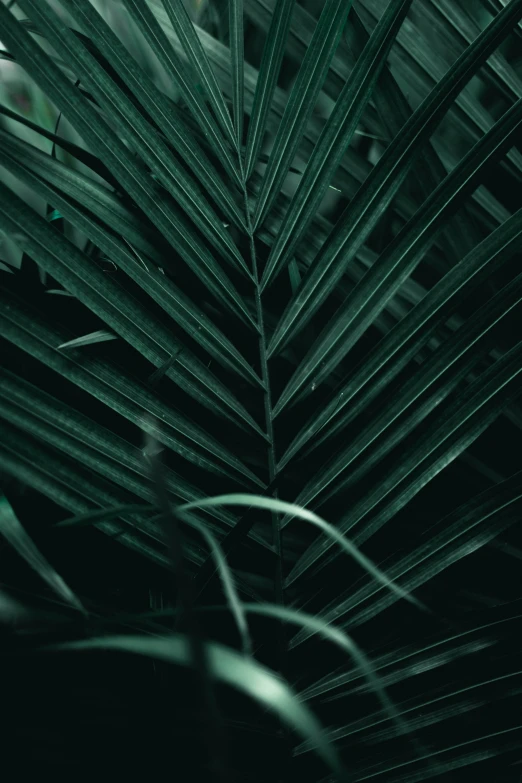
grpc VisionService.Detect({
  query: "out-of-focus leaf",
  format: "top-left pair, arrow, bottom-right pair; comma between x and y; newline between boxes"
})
49,632 -> 347,780
0,490 -> 85,614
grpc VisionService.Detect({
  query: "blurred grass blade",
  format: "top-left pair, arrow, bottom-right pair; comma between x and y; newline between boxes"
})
0,427 -> 178,571
244,0 -> 295,180
266,0 -> 522,359
0,588 -> 30,625
240,602 -> 428,757
161,0 -> 237,148
49,632 -> 347,780
179,495 -> 423,610
0,372 -> 254,537
229,0 -> 245,150
58,330 -> 117,350
271,96 -> 522,413
0,491 -> 85,614
252,0 -> 353,230
285,340 -> 522,587
260,0 -> 414,290
177,509 -> 252,656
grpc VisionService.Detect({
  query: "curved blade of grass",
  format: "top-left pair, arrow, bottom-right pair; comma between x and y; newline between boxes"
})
0,420 -> 207,571
266,0 -> 522,359
0,141 -> 262,387
161,0 -> 236,148
177,509 -> 251,656
244,0 -> 295,180
0,184 -> 265,437
0,490 -> 85,614
278,207 -> 522,469
228,0 -> 245,150
300,609 -> 522,701
260,0 -> 414,290
179,495 -> 424,611
58,0 -> 247,239
0,367 -> 273,549
285,340 -> 522,588
0,291 -> 267,486
235,602 -> 434,766
296,671 -> 522,758
121,0 -> 241,185
271,96 -> 522,413
0,4 -> 254,330
251,0 -> 353,231
47,632 -> 347,781
336,476 -> 522,633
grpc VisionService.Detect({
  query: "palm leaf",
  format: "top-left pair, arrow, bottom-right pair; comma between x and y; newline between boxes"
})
228,0 -> 245,150
160,0 -> 237,148
1,0 -> 522,779
260,0 -> 414,290
251,0 -> 353,230
271,96 -> 522,413
266,0 -> 522,356
244,0 -> 295,180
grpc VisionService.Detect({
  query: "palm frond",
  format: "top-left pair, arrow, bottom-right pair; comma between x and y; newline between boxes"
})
1,0 -> 522,780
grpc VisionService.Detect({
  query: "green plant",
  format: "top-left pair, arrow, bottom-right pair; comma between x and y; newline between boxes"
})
1,0 -> 522,780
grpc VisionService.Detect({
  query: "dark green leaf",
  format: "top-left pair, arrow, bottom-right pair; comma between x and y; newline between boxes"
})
251,0 -> 353,230
271,98 -> 522,414
260,0 -> 414,290
244,0 -> 295,180
266,0 -> 522,359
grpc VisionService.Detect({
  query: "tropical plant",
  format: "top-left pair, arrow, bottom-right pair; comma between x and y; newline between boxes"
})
1,0 -> 522,780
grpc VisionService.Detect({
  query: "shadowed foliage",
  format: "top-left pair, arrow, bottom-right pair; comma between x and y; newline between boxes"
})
0,0 -> 522,780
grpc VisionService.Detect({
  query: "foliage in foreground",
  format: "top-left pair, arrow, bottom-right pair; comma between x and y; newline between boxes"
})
1,0 -> 522,780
